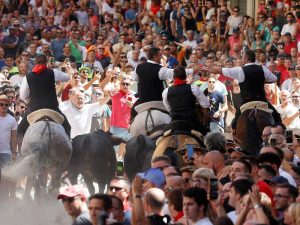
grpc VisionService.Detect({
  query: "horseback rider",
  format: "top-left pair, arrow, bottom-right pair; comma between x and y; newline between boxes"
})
131,47 -> 202,118
19,54 -> 71,137
162,66 -> 210,134
201,49 -> 282,132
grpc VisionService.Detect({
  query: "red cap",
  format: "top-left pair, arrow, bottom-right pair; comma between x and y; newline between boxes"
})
57,185 -> 86,200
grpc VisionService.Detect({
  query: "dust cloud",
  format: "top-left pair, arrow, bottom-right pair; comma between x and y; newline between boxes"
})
0,198 -> 71,225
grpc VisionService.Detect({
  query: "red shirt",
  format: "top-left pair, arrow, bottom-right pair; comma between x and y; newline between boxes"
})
110,91 -> 136,128
228,36 -> 241,57
277,65 -> 288,84
284,41 -> 297,55
62,84 -> 72,102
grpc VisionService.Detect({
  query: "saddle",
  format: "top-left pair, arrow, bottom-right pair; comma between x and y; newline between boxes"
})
134,101 -> 169,115
27,109 -> 65,125
240,101 -> 273,114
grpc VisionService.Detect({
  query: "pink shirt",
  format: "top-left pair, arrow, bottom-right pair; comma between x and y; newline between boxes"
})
110,91 -> 136,129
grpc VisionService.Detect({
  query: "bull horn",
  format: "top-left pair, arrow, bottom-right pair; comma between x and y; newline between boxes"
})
163,129 -> 172,137
156,136 -> 164,145
191,130 -> 204,140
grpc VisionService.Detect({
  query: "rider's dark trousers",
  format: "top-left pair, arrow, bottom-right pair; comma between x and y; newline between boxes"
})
231,100 -> 282,129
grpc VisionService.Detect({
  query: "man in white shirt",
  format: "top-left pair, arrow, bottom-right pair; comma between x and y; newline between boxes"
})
60,89 -> 109,138
183,30 -> 197,49
0,95 -> 17,200
183,187 -> 213,225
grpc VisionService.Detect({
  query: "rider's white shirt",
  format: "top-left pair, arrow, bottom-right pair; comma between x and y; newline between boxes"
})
60,102 -> 100,138
221,63 -> 277,83
132,60 -> 194,82
20,69 -> 70,103
162,84 -> 210,111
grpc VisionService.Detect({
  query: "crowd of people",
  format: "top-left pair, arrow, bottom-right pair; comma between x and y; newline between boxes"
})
1,0 -> 300,224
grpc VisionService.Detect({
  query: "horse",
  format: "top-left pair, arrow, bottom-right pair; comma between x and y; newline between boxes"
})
66,130 -> 124,194
129,101 -> 171,139
236,101 -> 274,155
2,109 -> 72,197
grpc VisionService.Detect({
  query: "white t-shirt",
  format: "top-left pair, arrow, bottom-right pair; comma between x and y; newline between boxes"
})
276,103 -> 300,129
281,23 -> 296,36
183,40 -> 197,49
194,217 -> 213,225
227,211 -> 238,224
60,102 -> 100,138
10,74 -> 25,86
0,114 -> 18,154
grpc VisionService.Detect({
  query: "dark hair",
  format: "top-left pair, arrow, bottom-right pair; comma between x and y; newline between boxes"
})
214,216 -> 234,225
151,155 -> 171,164
271,123 -> 286,133
167,189 -> 183,212
173,66 -> 186,80
258,164 -> 277,177
110,195 -> 124,211
291,165 -> 300,176
231,179 -> 253,197
234,159 -> 252,174
276,183 -> 298,200
148,47 -> 160,60
244,49 -> 256,62
183,187 -> 208,210
258,152 -> 281,169
35,54 -> 48,65
89,194 -> 112,211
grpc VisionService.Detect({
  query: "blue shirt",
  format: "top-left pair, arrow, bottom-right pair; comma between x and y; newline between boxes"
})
125,9 -> 137,21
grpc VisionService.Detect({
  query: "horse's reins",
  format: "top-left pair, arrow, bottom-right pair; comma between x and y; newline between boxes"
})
144,108 -> 170,136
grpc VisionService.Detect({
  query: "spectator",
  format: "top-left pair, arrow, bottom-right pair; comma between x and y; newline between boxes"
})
57,185 -> 92,225
88,194 -> 112,225
183,187 -> 213,225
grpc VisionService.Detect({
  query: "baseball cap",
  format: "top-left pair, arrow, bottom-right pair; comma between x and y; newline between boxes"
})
137,168 -> 166,188
284,32 -> 292,36
270,176 -> 288,184
228,146 -> 248,155
57,185 -> 86,199
164,45 -> 170,50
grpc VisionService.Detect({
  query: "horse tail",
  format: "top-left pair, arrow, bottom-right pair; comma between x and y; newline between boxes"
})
246,109 -> 260,155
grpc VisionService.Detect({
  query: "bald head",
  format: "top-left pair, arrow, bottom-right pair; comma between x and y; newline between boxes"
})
144,188 -> 166,213
202,151 -> 225,174
165,176 -> 186,191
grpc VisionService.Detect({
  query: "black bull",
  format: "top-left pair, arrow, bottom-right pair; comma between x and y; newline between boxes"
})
66,130 -> 124,194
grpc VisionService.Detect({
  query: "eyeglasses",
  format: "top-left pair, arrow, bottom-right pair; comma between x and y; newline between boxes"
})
120,56 -> 127,58
121,61 -> 128,63
121,82 -> 130,86
0,103 -> 9,107
61,197 -> 80,204
109,186 -> 124,192
292,96 -> 300,98
274,194 -> 290,199
22,54 -> 29,57
208,81 -> 215,83
20,105 -> 27,109
162,38 -> 168,41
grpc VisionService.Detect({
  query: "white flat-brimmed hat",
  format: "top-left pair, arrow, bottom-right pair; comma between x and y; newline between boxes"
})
27,109 -> 64,125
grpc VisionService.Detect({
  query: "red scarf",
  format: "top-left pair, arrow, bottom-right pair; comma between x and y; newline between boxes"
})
174,78 -> 186,86
174,211 -> 184,222
32,65 -> 47,74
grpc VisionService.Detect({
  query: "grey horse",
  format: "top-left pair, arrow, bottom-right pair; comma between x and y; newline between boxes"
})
2,110 -> 72,197
130,101 -> 171,139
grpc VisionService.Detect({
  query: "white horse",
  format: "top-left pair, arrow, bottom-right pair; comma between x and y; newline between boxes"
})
2,109 -> 72,196
130,101 -> 171,139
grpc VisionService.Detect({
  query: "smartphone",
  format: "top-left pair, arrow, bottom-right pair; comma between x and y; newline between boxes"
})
116,160 -> 124,176
270,138 -> 276,147
186,144 -> 194,160
210,178 -> 219,200
127,96 -> 132,102
286,130 -> 293,144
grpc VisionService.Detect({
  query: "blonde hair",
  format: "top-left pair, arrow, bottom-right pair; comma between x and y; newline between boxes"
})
287,203 -> 300,225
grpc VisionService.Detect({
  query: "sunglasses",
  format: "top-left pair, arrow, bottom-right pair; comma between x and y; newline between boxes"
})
208,81 -> 215,83
122,82 -> 130,86
121,61 -> 128,63
292,96 -> 300,98
20,105 -> 27,109
0,103 -> 9,107
61,197 -> 80,204
109,186 -> 124,192
22,54 -> 29,56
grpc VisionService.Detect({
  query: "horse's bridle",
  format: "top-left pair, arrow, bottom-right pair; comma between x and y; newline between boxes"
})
144,108 -> 170,136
